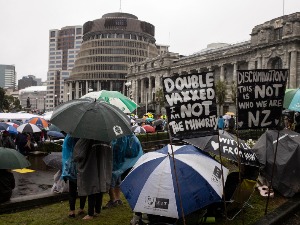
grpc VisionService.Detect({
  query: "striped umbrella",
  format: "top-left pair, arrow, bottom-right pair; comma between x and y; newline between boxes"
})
28,117 -> 49,129
17,123 -> 41,133
121,144 -> 228,218
81,90 -> 138,113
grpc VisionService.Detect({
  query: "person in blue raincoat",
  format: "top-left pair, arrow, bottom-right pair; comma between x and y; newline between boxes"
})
103,134 -> 143,209
217,115 -> 225,130
61,134 -> 87,218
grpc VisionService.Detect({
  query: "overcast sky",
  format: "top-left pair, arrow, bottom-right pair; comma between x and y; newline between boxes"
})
0,0 -> 299,82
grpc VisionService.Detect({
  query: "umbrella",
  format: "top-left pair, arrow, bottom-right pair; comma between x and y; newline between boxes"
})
47,131 -> 65,139
120,144 -> 228,218
0,122 -> 10,131
50,98 -> 132,142
17,123 -> 41,133
131,125 -> 146,134
0,123 -> 18,135
223,115 -> 231,120
43,152 -> 62,170
283,88 -> 300,112
0,147 -> 31,169
6,122 -> 19,128
152,119 -> 164,126
225,112 -> 235,116
28,117 -> 49,129
6,125 -> 18,135
183,130 -> 259,167
142,125 -> 155,133
252,129 -> 300,197
48,124 -> 61,132
145,118 -> 154,123
81,90 -> 139,113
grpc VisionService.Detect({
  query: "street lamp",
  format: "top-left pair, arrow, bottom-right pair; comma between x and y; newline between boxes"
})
54,95 -> 57,107
43,96 -> 46,113
67,92 -> 70,101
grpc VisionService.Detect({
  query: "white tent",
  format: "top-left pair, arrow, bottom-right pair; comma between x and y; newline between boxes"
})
0,113 -> 41,122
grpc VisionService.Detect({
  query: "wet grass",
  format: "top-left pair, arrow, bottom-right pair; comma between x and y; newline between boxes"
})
0,191 -> 287,225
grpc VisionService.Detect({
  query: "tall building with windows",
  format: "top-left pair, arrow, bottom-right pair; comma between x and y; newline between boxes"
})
0,64 -> 16,90
46,25 -> 83,110
64,12 -> 160,101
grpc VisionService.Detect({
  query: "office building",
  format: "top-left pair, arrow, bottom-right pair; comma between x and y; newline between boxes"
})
46,25 -> 83,110
64,12 -> 160,101
0,64 -> 16,90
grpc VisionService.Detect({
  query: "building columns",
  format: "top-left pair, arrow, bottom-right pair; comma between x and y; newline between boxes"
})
148,77 -> 152,102
233,63 -> 237,83
140,79 -> 144,104
290,51 -> 298,88
75,81 -> 79,99
220,65 -> 225,81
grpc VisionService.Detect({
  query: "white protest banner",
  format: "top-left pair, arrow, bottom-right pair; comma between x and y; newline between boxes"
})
162,72 -> 218,139
237,69 -> 289,129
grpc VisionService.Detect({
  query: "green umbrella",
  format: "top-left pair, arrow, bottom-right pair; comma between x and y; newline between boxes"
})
0,147 -> 31,169
283,88 -> 300,112
50,98 -> 132,142
81,90 -> 138,113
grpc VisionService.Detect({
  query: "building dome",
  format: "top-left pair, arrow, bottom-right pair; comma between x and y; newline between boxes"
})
67,12 -> 158,95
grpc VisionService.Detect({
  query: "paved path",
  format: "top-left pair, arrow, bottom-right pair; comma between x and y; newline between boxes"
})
11,169 -> 57,199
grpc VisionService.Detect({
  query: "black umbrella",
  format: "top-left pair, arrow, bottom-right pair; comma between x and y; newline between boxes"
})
183,130 -> 259,167
43,152 -> 62,170
0,147 -> 31,169
50,99 -> 132,142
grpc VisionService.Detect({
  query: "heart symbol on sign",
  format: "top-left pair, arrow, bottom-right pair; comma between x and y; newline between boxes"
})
238,121 -> 243,128
211,141 -> 219,151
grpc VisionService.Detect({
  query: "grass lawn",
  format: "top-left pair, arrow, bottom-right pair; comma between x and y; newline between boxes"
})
0,190 -> 287,225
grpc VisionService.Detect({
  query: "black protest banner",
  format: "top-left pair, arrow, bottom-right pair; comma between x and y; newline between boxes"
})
237,69 -> 288,129
162,72 -> 218,139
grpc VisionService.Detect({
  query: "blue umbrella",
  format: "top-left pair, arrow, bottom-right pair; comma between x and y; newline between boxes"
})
120,144 -> 228,218
47,131 -> 65,138
6,125 -> 18,135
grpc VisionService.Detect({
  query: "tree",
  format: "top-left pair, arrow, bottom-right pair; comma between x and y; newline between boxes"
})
215,79 -> 227,115
0,87 -> 5,112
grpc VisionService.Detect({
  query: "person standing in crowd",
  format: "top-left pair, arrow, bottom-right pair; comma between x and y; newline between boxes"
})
1,131 -> 16,149
0,169 -> 15,203
103,134 -> 143,209
15,132 -> 28,156
217,115 -> 225,130
61,134 -> 86,218
74,138 -> 112,220
228,115 -> 236,133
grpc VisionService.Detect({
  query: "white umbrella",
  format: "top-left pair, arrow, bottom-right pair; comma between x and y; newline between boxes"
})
17,123 -> 41,133
121,144 -> 228,218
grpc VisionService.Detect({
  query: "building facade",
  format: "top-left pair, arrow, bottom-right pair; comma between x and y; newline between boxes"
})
64,12 -> 160,101
127,12 -> 300,114
46,25 -> 83,110
0,64 -> 16,90
19,86 -> 47,112
18,75 -> 38,90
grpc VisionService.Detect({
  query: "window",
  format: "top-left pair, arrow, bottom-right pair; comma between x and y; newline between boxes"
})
274,27 -> 283,40
272,57 -> 282,69
76,28 -> 82,34
50,31 -> 56,37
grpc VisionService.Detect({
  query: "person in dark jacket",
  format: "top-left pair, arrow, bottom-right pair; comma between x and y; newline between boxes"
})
0,169 -> 15,203
2,131 -> 16,149
74,139 -> 113,220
